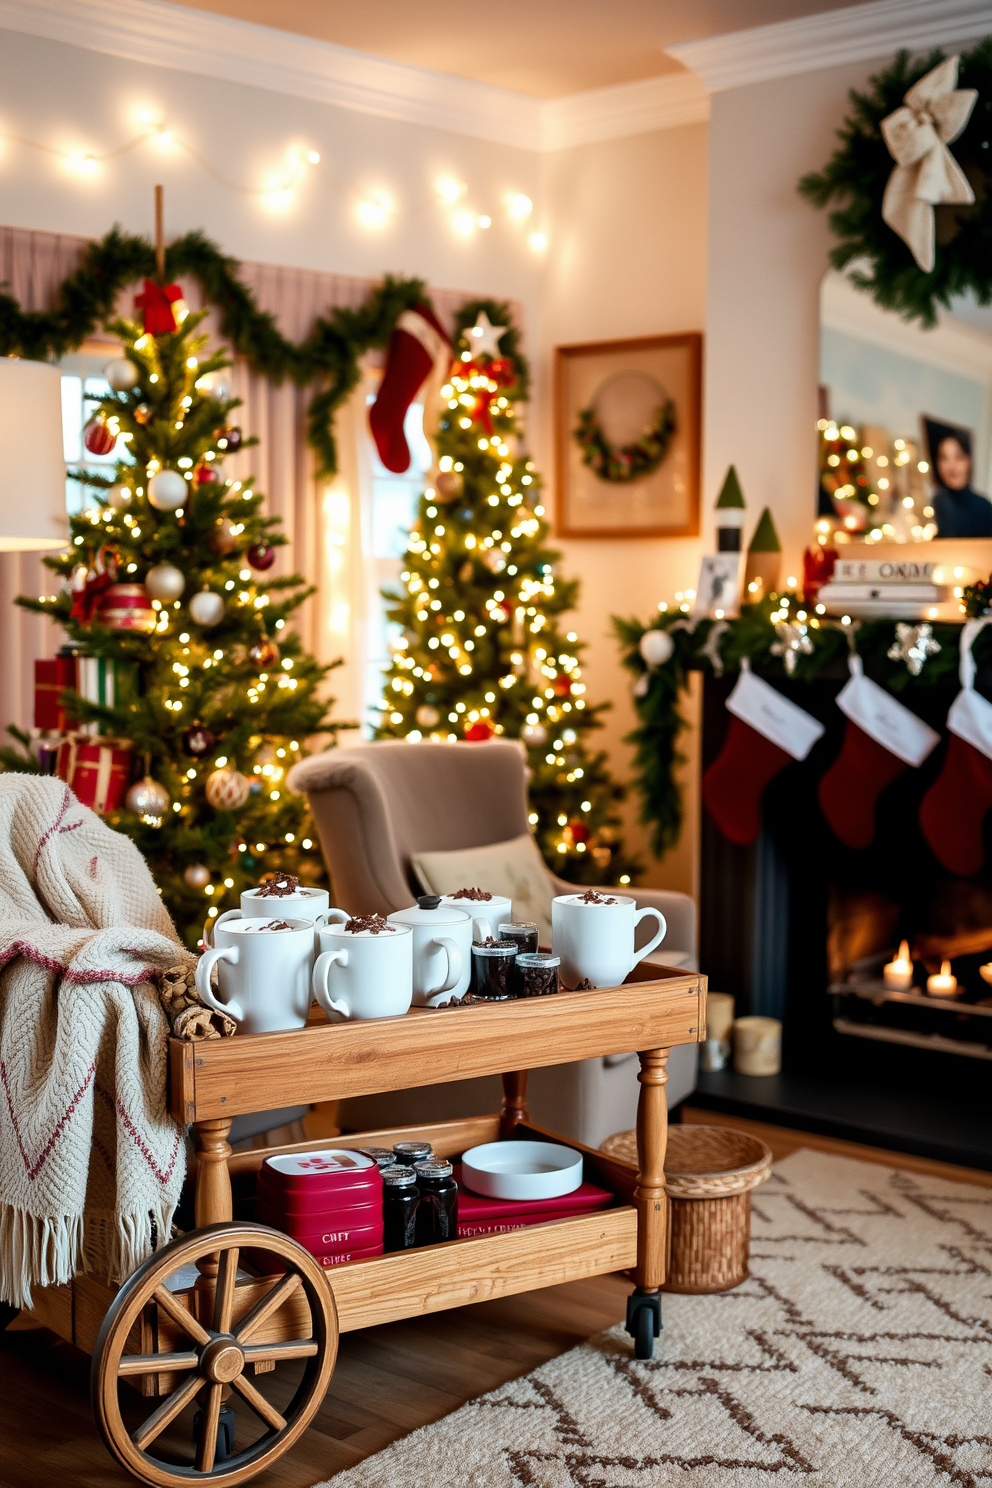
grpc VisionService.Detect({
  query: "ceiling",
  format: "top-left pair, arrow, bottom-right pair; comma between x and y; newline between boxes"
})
166,0 -> 881,98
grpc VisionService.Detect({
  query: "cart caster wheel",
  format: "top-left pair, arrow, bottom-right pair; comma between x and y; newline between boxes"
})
626,1289 -> 661,1361
91,1221 -> 338,1486
194,1402 -> 236,1464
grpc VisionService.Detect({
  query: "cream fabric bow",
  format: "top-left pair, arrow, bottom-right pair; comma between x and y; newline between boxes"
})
880,55 -> 977,272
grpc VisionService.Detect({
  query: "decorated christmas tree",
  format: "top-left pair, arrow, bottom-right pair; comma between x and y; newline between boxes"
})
371,300 -> 637,885
16,282 -> 343,947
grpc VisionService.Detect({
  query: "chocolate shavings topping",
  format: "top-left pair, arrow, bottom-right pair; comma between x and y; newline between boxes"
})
256,873 -> 300,897
344,913 -> 394,934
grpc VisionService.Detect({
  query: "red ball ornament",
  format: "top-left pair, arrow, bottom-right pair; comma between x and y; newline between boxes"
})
569,820 -> 590,844
194,462 -> 219,486
183,723 -> 216,757
215,425 -> 243,453
83,416 -> 116,456
247,542 -> 276,571
464,720 -> 495,742
248,636 -> 280,670
553,676 -> 572,697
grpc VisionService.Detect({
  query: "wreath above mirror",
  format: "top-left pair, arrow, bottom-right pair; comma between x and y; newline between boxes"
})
799,39 -> 992,328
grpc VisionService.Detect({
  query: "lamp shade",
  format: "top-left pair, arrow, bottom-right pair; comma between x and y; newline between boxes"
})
0,359 -> 68,551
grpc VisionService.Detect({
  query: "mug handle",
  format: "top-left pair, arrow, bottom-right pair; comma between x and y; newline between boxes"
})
632,908 -> 667,968
203,908 -> 242,949
428,936 -> 462,995
195,945 -> 244,1023
314,907 -> 350,930
473,916 -> 493,941
312,949 -> 351,1019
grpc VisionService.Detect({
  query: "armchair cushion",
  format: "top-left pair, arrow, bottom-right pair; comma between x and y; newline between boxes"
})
412,832 -> 555,943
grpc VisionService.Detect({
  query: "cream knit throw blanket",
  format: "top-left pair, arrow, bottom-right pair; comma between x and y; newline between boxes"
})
0,776 -> 195,1308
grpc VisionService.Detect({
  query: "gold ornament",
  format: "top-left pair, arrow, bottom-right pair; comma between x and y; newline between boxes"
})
124,775 -> 170,824
183,863 -> 211,890
205,767 -> 251,811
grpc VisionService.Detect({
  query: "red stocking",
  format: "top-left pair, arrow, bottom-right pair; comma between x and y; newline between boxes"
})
919,735 -> 992,876
702,716 -> 793,846
818,720 -> 907,850
369,304 -> 451,473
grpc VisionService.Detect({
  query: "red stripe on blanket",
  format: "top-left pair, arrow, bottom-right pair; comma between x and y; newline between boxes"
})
32,786 -> 84,876
95,1085 -> 182,1185
0,941 -> 163,987
0,1058 -> 97,1180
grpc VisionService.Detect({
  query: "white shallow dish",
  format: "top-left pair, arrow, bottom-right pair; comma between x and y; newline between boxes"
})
461,1140 -> 583,1201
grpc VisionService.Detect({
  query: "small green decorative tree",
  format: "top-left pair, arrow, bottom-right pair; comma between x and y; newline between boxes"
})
373,300 -> 638,886
17,296 -> 344,946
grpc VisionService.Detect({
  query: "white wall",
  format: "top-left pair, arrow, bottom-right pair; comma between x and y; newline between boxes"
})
537,124 -> 709,891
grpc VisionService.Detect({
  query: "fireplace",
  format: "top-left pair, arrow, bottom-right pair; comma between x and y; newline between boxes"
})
693,668 -> 992,1170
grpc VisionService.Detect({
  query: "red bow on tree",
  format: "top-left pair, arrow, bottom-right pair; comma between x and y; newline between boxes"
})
69,546 -> 118,624
134,278 -> 184,335
464,356 -> 517,434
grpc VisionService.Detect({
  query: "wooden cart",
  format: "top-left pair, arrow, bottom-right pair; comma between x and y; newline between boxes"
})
24,963 -> 705,1485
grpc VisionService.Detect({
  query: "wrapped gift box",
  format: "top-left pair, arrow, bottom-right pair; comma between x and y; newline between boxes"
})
33,653 -> 78,731
56,733 -> 133,813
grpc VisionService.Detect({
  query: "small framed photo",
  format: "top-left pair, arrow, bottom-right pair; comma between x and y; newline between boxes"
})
554,332 -> 702,538
692,554 -> 741,618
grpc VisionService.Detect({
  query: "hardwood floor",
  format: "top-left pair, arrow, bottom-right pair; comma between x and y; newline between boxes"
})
3,1113 -> 988,1486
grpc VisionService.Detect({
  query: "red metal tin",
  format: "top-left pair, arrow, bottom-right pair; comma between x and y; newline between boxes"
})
255,1173 -> 382,1221
259,1148 -> 383,1208
256,1197 -> 383,1255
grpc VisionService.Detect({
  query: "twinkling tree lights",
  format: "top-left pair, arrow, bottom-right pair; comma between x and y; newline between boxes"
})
17,303 -> 344,946
374,300 -> 637,886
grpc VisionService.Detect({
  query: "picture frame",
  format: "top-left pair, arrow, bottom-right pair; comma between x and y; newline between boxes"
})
554,332 -> 702,539
691,554 -> 741,618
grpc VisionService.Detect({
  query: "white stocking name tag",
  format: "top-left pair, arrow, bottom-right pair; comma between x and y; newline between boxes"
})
726,661 -> 824,761
948,617 -> 992,761
836,655 -> 939,767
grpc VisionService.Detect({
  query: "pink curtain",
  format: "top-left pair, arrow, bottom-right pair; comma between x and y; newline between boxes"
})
0,223 -> 518,733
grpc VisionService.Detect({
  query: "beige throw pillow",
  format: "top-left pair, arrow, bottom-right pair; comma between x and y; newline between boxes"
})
411,833 -> 555,945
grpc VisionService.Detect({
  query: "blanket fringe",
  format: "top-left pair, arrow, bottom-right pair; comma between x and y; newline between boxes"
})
0,1199 -> 177,1309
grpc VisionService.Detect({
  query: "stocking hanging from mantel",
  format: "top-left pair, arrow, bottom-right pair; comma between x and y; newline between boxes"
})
818,653 -> 940,850
919,619 -> 992,876
702,659 -> 825,846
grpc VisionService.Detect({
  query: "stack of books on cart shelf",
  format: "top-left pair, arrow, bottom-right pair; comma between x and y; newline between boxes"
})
817,554 -> 960,620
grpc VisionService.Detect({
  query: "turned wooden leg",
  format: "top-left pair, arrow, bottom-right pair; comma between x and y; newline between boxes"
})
193,1117 -> 233,1285
633,1048 -> 670,1292
500,1070 -> 529,1137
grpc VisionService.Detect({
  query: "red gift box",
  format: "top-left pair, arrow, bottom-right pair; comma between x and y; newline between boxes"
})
56,733 -> 133,813
34,655 -> 78,731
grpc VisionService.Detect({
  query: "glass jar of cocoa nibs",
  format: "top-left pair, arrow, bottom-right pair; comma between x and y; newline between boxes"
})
392,1141 -> 433,1164
498,922 -> 539,956
360,1147 -> 398,1169
413,1158 -> 458,1245
382,1165 -> 419,1251
515,951 -> 560,998
470,939 -> 517,1000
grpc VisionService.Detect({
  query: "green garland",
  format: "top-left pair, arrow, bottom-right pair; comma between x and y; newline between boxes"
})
613,601 -> 989,858
574,398 -> 675,482
799,39 -> 992,327
0,226 -> 494,476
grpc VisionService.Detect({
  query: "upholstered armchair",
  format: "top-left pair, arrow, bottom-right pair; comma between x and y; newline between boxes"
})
288,739 -> 698,1146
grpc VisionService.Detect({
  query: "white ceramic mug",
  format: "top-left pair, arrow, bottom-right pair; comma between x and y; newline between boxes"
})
207,892 -> 347,947
551,893 -> 667,990
387,900 -> 472,1005
439,892 -> 513,943
195,916 -> 316,1033
312,921 -> 413,1021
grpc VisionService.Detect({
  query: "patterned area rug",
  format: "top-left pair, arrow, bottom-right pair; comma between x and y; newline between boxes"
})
315,1149 -> 992,1487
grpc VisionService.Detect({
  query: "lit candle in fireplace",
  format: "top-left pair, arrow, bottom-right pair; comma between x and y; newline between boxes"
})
926,961 -> 958,997
883,940 -> 914,990
980,963 -> 992,987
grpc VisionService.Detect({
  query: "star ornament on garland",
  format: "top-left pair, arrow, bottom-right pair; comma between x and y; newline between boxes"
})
771,620 -> 814,675
466,311 -> 506,358
888,622 -> 941,676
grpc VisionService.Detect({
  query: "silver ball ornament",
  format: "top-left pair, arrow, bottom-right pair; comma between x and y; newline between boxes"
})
638,629 -> 674,669
125,775 -> 170,824
415,704 -> 439,728
188,589 -> 225,628
205,767 -> 251,811
521,722 -> 548,747
107,482 -> 132,510
148,469 -> 188,512
104,357 -> 139,391
183,863 -> 211,890
145,562 -> 186,603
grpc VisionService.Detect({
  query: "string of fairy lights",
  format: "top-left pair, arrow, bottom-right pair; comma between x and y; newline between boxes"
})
0,116 -> 548,246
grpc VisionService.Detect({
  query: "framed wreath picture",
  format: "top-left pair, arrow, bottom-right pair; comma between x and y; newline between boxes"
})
554,332 -> 701,538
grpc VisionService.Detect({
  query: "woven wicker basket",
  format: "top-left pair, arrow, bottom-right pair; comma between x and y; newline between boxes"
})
600,1124 -> 772,1294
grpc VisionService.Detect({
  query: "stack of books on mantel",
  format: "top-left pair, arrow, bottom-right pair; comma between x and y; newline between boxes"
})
817,555 -> 955,620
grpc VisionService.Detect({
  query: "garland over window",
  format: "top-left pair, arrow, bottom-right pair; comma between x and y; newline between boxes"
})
574,398 -> 675,483
799,39 -> 992,327
0,227 -> 532,476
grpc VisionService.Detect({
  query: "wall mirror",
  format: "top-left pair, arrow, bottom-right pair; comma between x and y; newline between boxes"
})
817,269 -> 992,543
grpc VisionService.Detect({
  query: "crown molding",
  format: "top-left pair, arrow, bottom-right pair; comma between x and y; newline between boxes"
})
0,0 -> 707,151
667,0 -> 992,93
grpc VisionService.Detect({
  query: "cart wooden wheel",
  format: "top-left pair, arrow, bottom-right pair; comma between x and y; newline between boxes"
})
91,1221 -> 338,1487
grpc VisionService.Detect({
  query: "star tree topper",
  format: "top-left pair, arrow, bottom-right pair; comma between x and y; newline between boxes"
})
466,310 -> 506,358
